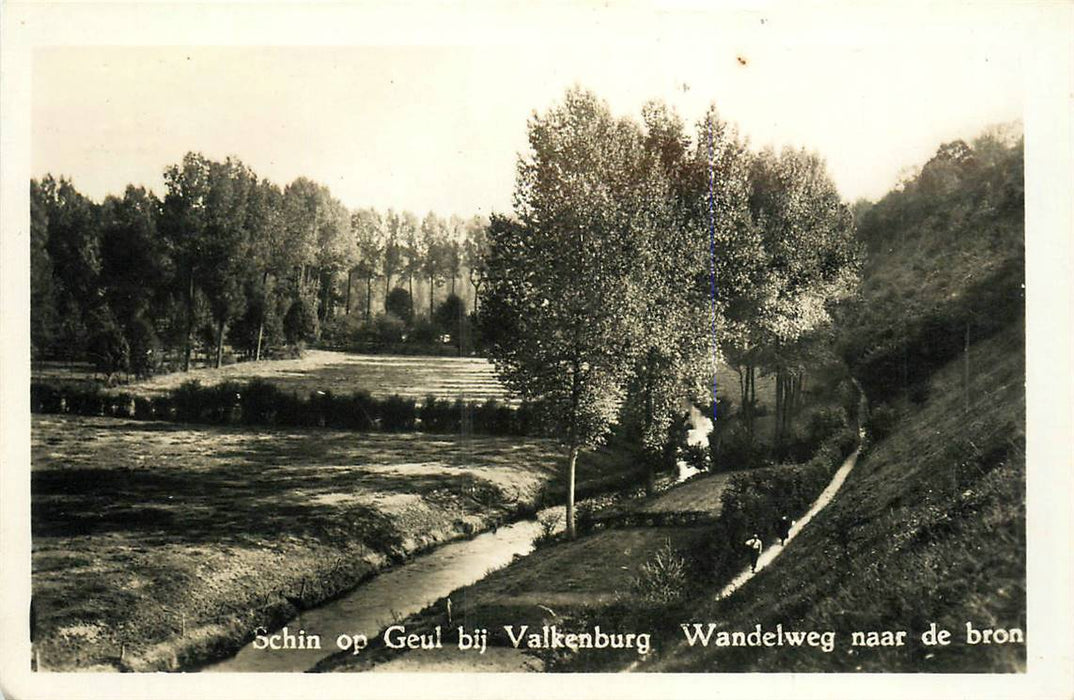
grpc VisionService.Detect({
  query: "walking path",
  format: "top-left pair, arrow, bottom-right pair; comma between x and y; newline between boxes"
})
715,441 -> 862,600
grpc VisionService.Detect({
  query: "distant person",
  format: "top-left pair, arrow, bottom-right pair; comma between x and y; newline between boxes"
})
776,516 -> 793,546
744,533 -> 763,572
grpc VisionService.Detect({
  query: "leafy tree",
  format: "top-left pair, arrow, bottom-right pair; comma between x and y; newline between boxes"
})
283,296 -> 319,346
243,178 -> 288,360
30,179 -> 60,358
434,293 -> 468,352
737,147 -> 859,446
421,212 -> 447,318
34,176 -> 103,358
381,209 -> 405,308
200,157 -> 259,367
482,88 -> 664,538
280,178 -> 324,298
464,217 -> 489,316
400,211 -> 422,306
99,186 -> 167,329
385,286 -> 414,323
85,306 -> 129,379
161,152 -> 213,370
352,208 -> 384,321
444,215 -> 465,297
313,193 -> 354,321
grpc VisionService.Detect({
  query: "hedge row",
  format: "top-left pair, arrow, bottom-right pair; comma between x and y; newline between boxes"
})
30,379 -> 539,437
689,427 -> 859,588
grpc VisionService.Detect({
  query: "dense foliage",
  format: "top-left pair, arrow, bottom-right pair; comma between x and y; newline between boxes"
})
30,163 -> 490,374
481,88 -> 861,534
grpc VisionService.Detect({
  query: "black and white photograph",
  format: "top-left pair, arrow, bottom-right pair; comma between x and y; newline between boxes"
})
1,2 -> 1072,699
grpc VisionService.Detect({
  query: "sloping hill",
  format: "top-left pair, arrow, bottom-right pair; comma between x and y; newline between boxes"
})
650,322 -> 1024,672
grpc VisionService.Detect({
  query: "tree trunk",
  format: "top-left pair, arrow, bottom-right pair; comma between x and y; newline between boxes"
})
215,318 -> 226,369
320,270 -> 333,322
384,274 -> 391,310
774,371 -> 783,447
469,273 -> 481,316
566,443 -> 578,540
345,270 -> 353,314
429,274 -> 435,319
255,270 -> 269,362
366,277 -> 373,322
749,365 -> 756,436
183,271 -> 194,372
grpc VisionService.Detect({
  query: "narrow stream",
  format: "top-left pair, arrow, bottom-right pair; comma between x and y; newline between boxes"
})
200,518 -> 543,673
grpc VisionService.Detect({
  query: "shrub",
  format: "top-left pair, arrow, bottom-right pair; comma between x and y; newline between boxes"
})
240,379 -> 284,425
127,316 -> 162,379
409,318 -> 439,345
283,297 -> 319,346
680,442 -> 711,473
374,313 -> 407,345
473,398 -> 514,435
209,381 -> 244,423
134,396 -> 155,420
66,385 -> 106,416
31,383 -> 62,413
712,422 -> 768,471
335,391 -> 377,430
319,313 -> 364,347
865,403 -> 900,442
108,392 -> 136,418
385,287 -> 413,323
807,406 -> 848,446
575,502 -> 597,535
379,395 -> 417,432
434,294 -> 467,339
532,510 -> 562,549
633,539 -> 689,604
172,380 -> 205,422
420,396 -> 462,433
86,317 -> 130,378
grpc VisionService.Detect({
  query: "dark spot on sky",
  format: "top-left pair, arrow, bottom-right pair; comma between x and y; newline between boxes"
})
737,56 -> 748,67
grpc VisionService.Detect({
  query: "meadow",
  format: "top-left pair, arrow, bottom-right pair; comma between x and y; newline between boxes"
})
29,352 -> 637,671
34,350 -> 509,403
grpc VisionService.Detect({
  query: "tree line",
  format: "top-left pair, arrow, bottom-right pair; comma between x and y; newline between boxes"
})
481,88 -> 860,536
31,157 -> 490,375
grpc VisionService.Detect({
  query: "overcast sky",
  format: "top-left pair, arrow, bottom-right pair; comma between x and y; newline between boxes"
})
30,6 -> 1027,218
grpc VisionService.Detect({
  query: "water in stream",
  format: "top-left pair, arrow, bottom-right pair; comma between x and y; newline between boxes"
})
201,518 -> 543,673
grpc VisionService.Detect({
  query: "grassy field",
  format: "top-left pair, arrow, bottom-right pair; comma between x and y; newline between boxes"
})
34,350 -> 510,403
31,413 -> 638,671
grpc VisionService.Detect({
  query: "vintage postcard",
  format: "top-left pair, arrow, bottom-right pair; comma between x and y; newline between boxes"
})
1,2 -> 1071,699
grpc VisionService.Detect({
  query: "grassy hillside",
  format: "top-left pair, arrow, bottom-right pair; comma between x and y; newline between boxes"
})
650,322 -> 1024,672
840,126 -> 1023,405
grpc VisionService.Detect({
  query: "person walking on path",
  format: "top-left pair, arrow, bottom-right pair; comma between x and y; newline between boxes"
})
744,533 -> 763,572
776,515 -> 793,546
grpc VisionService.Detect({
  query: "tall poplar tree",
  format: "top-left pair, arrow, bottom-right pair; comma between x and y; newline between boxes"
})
482,88 -> 667,537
